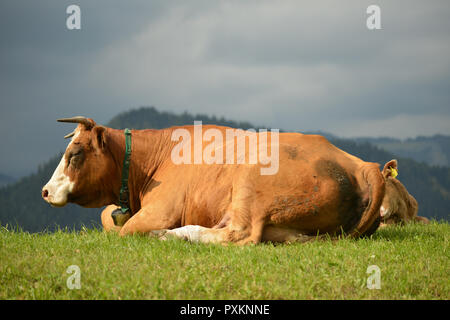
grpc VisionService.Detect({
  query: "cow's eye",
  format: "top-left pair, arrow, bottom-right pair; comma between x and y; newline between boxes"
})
72,150 -> 82,157
68,150 -> 83,166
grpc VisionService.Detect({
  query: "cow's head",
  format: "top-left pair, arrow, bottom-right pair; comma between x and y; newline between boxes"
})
42,117 -> 120,208
380,159 -> 418,222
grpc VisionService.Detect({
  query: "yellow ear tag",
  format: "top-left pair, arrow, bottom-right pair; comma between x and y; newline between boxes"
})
389,167 -> 398,179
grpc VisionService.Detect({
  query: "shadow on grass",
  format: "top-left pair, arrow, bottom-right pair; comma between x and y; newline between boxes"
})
371,220 -> 447,241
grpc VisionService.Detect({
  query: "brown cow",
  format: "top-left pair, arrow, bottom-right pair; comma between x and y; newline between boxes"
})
42,117 -> 385,244
379,159 -> 429,227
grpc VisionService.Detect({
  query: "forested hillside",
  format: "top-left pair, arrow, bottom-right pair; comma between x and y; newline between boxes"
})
108,106 -> 258,131
1,107 -> 448,232
0,173 -> 15,187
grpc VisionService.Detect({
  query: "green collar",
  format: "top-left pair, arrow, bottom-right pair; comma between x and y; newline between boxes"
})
118,128 -> 132,214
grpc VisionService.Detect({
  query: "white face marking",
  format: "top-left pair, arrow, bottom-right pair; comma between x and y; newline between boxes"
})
42,129 -> 79,207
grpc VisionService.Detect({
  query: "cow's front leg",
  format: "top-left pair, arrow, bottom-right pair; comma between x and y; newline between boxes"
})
119,204 -> 180,237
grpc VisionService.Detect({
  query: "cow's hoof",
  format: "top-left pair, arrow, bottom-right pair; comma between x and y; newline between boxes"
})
150,229 -> 170,239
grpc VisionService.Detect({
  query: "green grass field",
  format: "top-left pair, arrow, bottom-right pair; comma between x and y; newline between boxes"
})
1,222 -> 448,300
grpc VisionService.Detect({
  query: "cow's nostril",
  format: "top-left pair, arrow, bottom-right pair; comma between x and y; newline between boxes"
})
42,189 -> 49,199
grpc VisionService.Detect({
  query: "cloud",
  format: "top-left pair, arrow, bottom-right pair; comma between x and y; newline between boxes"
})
86,0 -> 450,128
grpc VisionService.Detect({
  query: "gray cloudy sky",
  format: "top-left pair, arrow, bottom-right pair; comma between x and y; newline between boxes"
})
1,0 -> 449,177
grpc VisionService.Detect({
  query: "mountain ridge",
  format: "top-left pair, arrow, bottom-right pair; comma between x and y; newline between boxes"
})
353,135 -> 450,167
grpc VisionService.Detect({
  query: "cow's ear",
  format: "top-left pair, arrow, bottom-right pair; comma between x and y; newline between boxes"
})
93,126 -> 106,150
382,159 -> 398,179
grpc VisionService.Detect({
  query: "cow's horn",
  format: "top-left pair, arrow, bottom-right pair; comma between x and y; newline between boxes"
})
64,131 -> 76,139
57,116 -> 94,128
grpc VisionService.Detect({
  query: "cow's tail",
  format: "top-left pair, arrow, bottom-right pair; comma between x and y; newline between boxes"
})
350,163 -> 386,238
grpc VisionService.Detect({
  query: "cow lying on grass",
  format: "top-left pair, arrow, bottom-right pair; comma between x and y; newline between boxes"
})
42,117 -> 386,244
379,159 -> 429,227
